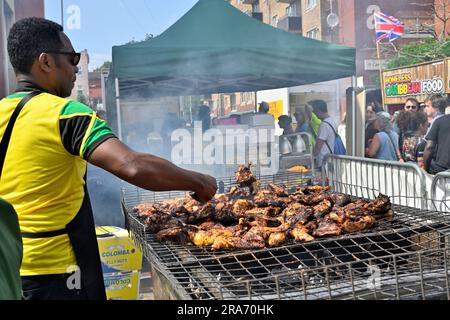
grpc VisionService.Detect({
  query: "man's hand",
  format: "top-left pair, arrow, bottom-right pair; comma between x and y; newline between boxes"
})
193,173 -> 217,203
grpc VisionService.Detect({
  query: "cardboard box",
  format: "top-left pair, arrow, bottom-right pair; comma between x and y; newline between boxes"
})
96,226 -> 143,273
104,271 -> 140,300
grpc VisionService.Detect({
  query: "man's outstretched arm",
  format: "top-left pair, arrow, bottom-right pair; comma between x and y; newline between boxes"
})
88,138 -> 217,202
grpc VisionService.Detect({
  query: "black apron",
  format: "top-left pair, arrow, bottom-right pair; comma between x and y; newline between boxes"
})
1,87 -> 106,300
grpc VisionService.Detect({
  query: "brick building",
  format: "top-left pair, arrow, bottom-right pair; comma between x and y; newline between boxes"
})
69,49 -> 90,102
211,0 -> 440,119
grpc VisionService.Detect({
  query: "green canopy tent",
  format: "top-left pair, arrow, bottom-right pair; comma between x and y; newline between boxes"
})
109,0 -> 356,144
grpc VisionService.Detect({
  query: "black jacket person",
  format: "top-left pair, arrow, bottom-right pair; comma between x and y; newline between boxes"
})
0,18 -> 217,300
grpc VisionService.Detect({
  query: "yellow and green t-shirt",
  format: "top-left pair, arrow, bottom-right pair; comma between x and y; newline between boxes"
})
0,92 -> 116,276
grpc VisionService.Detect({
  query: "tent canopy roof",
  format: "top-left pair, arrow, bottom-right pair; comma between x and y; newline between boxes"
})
111,0 -> 355,98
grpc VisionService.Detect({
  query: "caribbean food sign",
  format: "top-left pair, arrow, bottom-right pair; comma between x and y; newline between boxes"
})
384,74 -> 444,97
382,58 -> 449,105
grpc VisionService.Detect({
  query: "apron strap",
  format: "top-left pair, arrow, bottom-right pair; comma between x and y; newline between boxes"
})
0,91 -> 41,178
21,228 -> 68,239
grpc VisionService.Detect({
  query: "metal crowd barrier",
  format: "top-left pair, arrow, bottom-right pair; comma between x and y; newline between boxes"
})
431,172 -> 450,212
321,155 -> 427,209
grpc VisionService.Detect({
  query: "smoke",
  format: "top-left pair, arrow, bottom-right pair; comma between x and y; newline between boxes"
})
87,164 -> 126,228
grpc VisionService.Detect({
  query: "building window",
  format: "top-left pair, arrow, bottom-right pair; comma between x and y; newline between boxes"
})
286,2 -> 299,17
231,95 -> 237,111
306,27 -> 319,39
306,0 -> 317,10
272,15 -> 278,26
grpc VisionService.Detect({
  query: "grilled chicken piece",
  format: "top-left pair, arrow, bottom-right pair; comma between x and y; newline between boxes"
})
304,220 -> 319,233
330,193 -> 351,208
294,193 -> 331,206
133,203 -> 164,215
188,228 -> 234,247
235,164 -> 260,194
313,220 -> 342,237
232,199 -> 254,216
155,226 -> 190,244
364,194 -> 392,218
199,202 -> 237,224
327,212 -> 345,224
268,183 -> 288,197
211,236 -> 265,251
290,224 -> 315,242
297,185 -> 331,195
313,199 -> 333,219
342,215 -> 376,233
282,203 -> 315,226
268,232 -> 287,247
235,164 -> 257,186
245,206 -> 282,217
254,189 -> 292,208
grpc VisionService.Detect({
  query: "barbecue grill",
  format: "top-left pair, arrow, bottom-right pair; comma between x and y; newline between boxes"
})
122,169 -> 450,300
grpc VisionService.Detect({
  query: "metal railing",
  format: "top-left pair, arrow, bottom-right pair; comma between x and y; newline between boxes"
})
431,172 -> 450,213
321,155 -> 427,209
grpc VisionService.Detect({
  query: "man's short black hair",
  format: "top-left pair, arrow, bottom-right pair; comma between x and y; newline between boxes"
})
425,94 -> 447,114
7,17 -> 64,75
308,99 -> 328,114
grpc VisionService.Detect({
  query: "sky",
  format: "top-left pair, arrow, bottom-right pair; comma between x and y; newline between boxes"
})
44,0 -> 198,70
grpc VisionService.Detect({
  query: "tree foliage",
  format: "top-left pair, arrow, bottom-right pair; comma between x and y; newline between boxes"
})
94,61 -> 111,72
387,38 -> 450,69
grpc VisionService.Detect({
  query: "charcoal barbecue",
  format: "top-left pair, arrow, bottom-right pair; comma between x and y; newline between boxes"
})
122,169 -> 450,300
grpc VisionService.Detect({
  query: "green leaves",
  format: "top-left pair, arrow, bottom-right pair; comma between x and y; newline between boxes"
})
387,38 -> 450,69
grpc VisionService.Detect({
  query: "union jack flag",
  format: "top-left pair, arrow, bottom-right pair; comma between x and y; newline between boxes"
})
374,11 -> 404,42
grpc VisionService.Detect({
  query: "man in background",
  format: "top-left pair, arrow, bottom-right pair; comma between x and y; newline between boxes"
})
310,100 -> 337,168
424,94 -> 446,134
423,112 -> 450,174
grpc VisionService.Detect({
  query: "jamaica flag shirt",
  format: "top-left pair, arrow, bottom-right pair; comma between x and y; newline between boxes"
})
0,91 -> 116,276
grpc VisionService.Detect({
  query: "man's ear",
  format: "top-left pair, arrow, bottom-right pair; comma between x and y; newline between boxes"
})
37,53 -> 54,73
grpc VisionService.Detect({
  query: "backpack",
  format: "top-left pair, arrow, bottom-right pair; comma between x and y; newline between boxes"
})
323,121 -> 346,155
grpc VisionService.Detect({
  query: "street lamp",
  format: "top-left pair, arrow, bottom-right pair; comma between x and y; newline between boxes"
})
61,0 -> 64,29
326,0 -> 339,43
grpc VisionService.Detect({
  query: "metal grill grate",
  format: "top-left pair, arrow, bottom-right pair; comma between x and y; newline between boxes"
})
122,171 -> 450,300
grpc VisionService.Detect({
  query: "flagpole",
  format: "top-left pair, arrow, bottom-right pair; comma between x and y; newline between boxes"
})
376,41 -> 386,110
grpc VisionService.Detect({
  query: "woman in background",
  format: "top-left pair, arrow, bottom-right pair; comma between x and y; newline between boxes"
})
396,111 -> 428,168
294,104 -> 320,146
365,101 -> 383,149
366,113 -> 400,161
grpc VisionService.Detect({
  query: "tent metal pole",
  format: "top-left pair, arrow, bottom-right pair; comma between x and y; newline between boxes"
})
115,78 -> 123,140
254,91 -> 258,112
351,75 -> 357,156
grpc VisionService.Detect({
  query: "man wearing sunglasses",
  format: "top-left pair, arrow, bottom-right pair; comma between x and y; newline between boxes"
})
0,17 -> 217,300
404,98 -> 419,112
393,98 -> 421,161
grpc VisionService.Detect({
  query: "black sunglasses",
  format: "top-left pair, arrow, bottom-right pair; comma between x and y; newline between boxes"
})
46,51 -> 81,66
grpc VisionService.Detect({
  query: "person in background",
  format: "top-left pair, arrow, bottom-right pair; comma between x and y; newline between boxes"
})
1,17 -> 217,300
393,98 -> 421,160
278,115 -> 294,136
424,94 -> 446,134
0,199 -> 22,300
196,105 -> 211,132
396,111 -> 428,168
309,100 -> 337,169
294,104 -> 321,146
365,101 -> 383,149
366,113 -> 399,161
423,113 -> 450,174
258,101 -> 270,114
